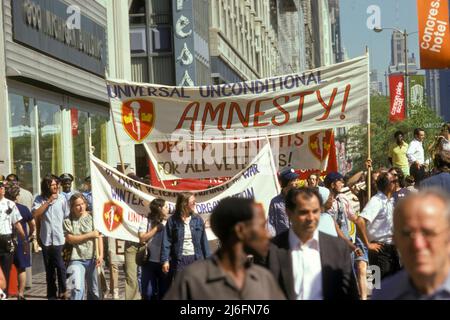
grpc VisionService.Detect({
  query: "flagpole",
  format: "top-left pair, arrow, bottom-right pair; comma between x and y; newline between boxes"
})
366,47 -> 372,200
105,72 -> 126,174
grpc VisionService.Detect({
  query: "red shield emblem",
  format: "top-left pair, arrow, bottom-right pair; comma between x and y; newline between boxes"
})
103,202 -> 124,232
309,131 -> 332,161
121,99 -> 155,142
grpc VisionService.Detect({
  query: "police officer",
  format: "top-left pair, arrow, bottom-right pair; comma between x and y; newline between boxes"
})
59,174 -> 74,202
0,181 -> 27,296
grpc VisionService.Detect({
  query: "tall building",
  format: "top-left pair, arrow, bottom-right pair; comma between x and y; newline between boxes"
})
209,0 -> 279,83
0,0 -> 132,194
370,69 -> 383,96
275,0 -> 307,74
328,0 -> 344,63
300,0 -> 315,69
389,30 -> 417,75
311,0 -> 334,67
426,69 -> 450,121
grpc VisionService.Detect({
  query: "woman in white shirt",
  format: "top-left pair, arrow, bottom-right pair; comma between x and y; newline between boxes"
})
138,198 -> 169,300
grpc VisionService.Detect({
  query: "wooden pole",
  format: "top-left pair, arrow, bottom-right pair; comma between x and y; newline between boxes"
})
366,47 -> 372,200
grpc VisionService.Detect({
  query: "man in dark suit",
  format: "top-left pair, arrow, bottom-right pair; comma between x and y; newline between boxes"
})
260,187 -> 359,300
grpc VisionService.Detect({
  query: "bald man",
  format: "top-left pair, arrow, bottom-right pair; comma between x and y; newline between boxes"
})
372,190 -> 450,299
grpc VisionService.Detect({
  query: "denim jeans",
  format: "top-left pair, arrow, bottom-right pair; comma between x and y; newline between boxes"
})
141,261 -> 170,300
41,245 -> 67,299
66,259 -> 100,300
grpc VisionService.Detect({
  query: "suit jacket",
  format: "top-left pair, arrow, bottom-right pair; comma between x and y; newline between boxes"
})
260,230 -> 359,300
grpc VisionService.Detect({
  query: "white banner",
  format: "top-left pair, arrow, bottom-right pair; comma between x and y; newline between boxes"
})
146,130 -> 333,180
107,55 -> 369,144
91,144 -> 280,242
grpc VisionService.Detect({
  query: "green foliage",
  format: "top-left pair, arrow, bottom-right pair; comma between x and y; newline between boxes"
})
342,96 -> 444,174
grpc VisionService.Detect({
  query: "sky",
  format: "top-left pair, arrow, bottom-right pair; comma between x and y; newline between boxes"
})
340,0 -> 420,90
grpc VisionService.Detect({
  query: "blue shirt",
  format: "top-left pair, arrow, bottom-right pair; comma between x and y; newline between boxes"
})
32,194 -> 69,246
372,269 -> 450,300
82,191 -> 93,212
267,194 -> 289,236
420,172 -> 450,195
318,213 -> 338,237
61,191 -> 74,202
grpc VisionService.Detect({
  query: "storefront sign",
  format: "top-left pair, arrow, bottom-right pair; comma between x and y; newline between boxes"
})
91,144 -> 280,242
107,55 -> 369,144
12,0 -> 107,77
172,0 -> 196,86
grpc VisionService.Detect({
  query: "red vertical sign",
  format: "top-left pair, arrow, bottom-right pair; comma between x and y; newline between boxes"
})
389,74 -> 406,122
71,108 -> 79,136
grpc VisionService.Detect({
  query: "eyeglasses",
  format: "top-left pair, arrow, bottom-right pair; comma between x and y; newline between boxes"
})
399,227 -> 449,241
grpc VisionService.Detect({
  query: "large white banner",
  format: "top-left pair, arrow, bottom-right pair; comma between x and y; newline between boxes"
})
107,55 -> 369,144
91,144 -> 280,242
146,130 -> 333,180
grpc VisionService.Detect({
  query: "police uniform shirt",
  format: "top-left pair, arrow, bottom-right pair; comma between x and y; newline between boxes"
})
0,198 -> 22,235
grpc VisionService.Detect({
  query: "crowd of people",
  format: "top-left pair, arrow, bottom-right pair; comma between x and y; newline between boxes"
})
1,125 -> 450,300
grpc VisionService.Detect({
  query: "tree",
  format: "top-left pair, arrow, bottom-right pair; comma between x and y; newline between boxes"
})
341,96 -> 443,174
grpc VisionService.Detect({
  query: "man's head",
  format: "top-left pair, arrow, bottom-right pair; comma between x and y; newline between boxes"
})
376,172 -> 396,196
0,180 -> 6,199
84,176 -> 91,192
59,173 -> 74,193
324,172 -> 345,194
279,168 -> 299,189
41,174 -> 59,198
414,128 -> 426,142
394,130 -> 405,145
434,150 -> 450,171
394,190 -> 450,289
307,173 -> 319,188
285,187 -> 323,241
210,197 -> 270,258
6,174 -> 19,184
389,167 -> 405,188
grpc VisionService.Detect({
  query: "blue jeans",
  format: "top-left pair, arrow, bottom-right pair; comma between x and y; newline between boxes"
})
66,259 -> 100,300
141,261 -> 170,300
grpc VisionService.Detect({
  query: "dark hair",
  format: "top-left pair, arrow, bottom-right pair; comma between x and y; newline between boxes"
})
6,174 -> 19,182
389,167 -> 405,188
394,131 -> 404,139
376,172 -> 392,193
69,193 -> 89,217
434,152 -> 450,171
40,174 -> 59,198
285,187 -> 323,212
174,192 -> 195,219
149,198 -> 166,223
414,128 -> 425,137
4,182 -> 20,201
210,197 -> 255,243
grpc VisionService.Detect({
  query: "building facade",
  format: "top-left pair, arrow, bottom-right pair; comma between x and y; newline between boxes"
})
328,0 -> 343,63
426,69 -> 450,122
0,0 -> 132,194
311,0 -> 334,67
209,0 -> 279,83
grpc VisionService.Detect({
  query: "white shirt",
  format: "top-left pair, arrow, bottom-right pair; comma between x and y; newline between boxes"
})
182,216 -> 195,256
0,198 -> 22,235
289,228 -> 323,300
360,192 -> 394,244
406,139 -> 425,165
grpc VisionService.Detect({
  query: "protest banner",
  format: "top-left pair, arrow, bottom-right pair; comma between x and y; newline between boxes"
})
91,144 -> 280,242
107,55 -> 369,145
145,130 -> 334,180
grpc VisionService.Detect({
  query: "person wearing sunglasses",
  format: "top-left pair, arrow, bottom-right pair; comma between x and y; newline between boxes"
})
372,189 -> 450,299
354,172 -> 401,285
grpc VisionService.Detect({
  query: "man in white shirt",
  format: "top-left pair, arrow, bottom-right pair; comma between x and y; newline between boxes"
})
355,172 -> 401,281
261,187 -> 359,300
407,128 -> 427,184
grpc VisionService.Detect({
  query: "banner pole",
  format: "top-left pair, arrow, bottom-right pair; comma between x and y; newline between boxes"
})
366,47 -> 372,200
105,73 -> 126,174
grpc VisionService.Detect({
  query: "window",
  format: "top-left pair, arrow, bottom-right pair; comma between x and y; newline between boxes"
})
71,109 -> 90,189
151,26 -> 172,53
129,0 -> 146,25
37,101 -> 62,178
9,93 -> 38,194
90,114 -> 108,163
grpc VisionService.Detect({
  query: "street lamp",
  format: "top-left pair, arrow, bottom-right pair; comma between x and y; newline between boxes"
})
373,27 -> 418,117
